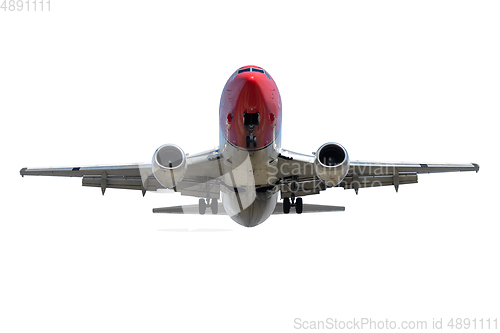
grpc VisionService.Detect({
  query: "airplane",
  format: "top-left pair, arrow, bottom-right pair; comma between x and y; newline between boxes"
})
20,65 -> 480,227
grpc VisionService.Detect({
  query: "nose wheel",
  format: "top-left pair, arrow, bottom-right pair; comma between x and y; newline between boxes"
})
283,196 -> 303,214
246,135 -> 257,148
244,112 -> 259,148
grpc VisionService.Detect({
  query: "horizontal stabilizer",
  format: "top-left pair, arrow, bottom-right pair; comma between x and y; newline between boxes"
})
153,203 -> 226,215
153,202 -> 345,215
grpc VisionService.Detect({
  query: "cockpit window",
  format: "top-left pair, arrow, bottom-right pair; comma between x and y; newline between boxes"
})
235,67 -> 271,80
236,67 -> 272,80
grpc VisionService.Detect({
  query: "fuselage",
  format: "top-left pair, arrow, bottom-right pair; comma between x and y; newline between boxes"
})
218,66 -> 282,227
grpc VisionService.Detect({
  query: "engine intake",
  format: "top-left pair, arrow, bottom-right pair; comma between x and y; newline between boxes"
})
315,142 -> 349,186
152,144 -> 187,188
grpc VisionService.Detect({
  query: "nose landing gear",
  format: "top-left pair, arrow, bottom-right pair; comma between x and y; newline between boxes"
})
246,134 -> 257,148
244,112 -> 259,148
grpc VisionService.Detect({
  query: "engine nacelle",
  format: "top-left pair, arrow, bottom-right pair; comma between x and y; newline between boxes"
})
152,144 -> 187,189
314,142 -> 350,186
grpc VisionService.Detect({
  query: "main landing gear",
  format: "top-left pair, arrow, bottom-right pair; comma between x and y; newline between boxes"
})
283,195 -> 303,214
199,198 -> 218,215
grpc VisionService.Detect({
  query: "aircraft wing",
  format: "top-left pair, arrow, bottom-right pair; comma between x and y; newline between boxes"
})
342,161 -> 479,193
277,149 -> 479,196
20,149 -> 223,198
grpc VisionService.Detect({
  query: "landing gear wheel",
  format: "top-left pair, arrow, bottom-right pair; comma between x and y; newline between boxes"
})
211,199 -> 218,215
246,135 -> 258,148
283,197 -> 291,214
199,198 -> 206,215
296,197 -> 303,214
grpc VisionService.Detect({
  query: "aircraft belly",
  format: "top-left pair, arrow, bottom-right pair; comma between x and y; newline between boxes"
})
222,191 -> 278,227
219,139 -> 279,187
219,139 -> 279,227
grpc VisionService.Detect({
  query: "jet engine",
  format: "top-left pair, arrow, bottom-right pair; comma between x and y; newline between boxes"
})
314,142 -> 350,186
152,144 -> 187,188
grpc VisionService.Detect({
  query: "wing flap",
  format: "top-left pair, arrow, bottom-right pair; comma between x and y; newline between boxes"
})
82,175 -> 162,191
340,173 -> 418,191
174,180 -> 220,199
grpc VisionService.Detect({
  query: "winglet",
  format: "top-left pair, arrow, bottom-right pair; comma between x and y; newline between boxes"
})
20,168 -> 27,177
472,163 -> 480,173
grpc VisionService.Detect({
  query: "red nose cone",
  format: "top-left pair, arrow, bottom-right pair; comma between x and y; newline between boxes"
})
220,66 -> 282,150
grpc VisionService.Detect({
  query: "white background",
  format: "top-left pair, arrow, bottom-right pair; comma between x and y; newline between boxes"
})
1,1 -> 499,332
